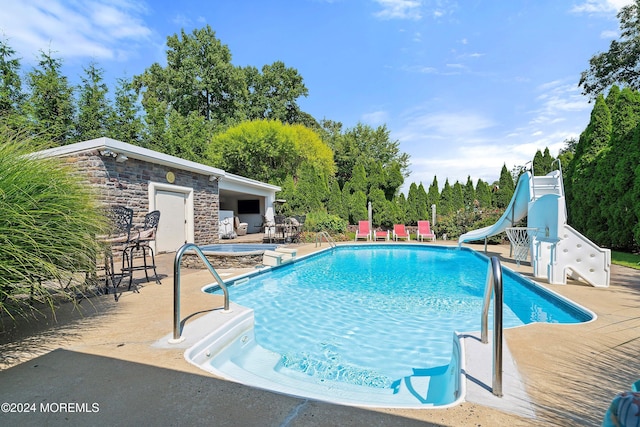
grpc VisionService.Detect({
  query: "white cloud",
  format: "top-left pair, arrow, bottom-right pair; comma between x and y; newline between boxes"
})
570,0 -> 634,14
361,110 -> 389,126
600,29 -> 618,38
0,0 -> 153,64
373,0 -> 422,20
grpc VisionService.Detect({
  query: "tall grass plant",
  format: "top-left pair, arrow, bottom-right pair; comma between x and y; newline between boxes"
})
0,127 -> 106,319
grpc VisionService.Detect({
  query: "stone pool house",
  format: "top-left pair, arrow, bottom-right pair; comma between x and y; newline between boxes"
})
36,137 -> 281,254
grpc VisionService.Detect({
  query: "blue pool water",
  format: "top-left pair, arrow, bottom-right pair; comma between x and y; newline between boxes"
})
204,245 -> 592,403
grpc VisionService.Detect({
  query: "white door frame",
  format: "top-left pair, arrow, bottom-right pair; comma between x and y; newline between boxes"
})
148,181 -> 195,252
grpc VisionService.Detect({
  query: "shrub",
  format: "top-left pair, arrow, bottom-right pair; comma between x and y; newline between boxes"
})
0,128 -> 106,319
302,211 -> 348,235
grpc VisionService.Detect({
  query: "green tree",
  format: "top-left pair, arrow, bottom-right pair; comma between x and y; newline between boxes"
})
327,178 -> 348,221
134,25 -> 246,127
406,183 -> 420,225
579,0 -> 640,97
369,187 -> 389,227
495,164 -> 515,209
332,123 -> 409,190
207,120 -> 333,186
349,190 -> 368,224
296,162 -> 329,213
243,61 -> 308,124
566,94 -> 612,236
603,87 -> 640,248
0,38 -> 25,128
208,120 -> 296,184
463,176 -> 476,209
76,61 -> 111,141
349,162 -> 368,194
427,176 -> 440,211
533,148 -> 554,175
439,179 -> 453,216
475,179 -> 492,209
108,76 -> 143,144
25,49 -> 75,145
163,110 -> 212,162
415,183 -> 428,223
452,181 -> 465,213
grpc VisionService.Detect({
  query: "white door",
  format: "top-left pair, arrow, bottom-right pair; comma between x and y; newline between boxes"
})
155,190 -> 187,253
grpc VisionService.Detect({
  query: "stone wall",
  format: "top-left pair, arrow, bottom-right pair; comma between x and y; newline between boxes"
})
60,149 -> 219,246
181,253 -> 263,269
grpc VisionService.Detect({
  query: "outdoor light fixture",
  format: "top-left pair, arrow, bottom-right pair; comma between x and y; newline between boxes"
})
115,153 -> 128,163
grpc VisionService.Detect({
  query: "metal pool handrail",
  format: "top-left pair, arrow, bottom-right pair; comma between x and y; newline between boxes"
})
169,243 -> 230,343
315,231 -> 336,248
481,256 -> 503,397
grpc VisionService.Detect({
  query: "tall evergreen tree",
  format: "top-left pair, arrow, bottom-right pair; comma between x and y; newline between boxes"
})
475,179 -> 492,209
427,176 -> 440,213
108,76 -> 143,144
463,176 -> 476,209
327,178 -> 347,221
25,49 -> 75,145
406,183 -> 420,225
415,183 -> 428,223
76,61 -> 111,141
439,179 -> 453,216
0,38 -> 25,128
565,94 -> 612,237
495,164 -> 515,209
603,87 -> 640,248
452,181 -> 465,213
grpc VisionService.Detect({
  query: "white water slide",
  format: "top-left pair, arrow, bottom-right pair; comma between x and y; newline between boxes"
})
458,169 -> 611,287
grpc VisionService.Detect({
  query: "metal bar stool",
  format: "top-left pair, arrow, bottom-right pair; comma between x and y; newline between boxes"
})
122,210 -> 161,290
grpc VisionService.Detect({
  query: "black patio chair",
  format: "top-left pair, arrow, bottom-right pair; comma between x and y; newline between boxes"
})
100,206 -> 134,295
122,210 -> 161,290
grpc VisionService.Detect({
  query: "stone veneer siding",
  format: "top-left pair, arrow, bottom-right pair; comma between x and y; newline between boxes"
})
60,149 -> 219,247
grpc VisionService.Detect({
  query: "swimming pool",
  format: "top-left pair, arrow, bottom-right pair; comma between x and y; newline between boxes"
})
188,244 -> 593,407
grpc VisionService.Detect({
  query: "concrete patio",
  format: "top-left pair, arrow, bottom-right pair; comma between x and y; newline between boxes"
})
1,240 -> 639,426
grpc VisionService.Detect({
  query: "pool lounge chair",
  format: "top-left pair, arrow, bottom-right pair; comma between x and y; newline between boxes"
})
393,224 -> 410,241
374,230 -> 389,241
417,220 -> 436,242
355,220 -> 372,241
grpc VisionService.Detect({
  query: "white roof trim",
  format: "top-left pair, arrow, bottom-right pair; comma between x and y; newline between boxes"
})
219,171 -> 280,192
35,137 -> 281,192
36,137 -> 225,178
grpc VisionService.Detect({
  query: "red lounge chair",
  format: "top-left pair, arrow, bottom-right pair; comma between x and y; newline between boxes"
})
417,220 -> 436,242
393,224 -> 410,241
355,220 -> 372,241
374,230 -> 389,241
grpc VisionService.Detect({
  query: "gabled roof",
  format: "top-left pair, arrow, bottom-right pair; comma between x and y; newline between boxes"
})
35,137 -> 280,192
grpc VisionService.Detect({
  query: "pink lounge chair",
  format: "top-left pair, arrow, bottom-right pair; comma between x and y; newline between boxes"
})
355,220 -> 371,241
374,229 -> 389,241
417,220 -> 436,242
393,224 -> 410,241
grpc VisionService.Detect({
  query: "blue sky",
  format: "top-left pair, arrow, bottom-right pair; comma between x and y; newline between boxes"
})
0,0 -> 631,191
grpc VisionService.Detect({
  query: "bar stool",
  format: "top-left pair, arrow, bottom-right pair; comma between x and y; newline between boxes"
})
122,210 -> 161,290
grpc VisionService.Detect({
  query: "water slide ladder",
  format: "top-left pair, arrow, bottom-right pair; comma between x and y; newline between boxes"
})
528,162 -> 611,287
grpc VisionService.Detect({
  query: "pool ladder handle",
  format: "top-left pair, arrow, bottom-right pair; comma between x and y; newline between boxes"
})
315,231 -> 336,248
168,243 -> 232,344
481,256 -> 503,397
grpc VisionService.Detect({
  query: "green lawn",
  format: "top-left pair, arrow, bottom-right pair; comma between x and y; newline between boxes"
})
612,251 -> 640,270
